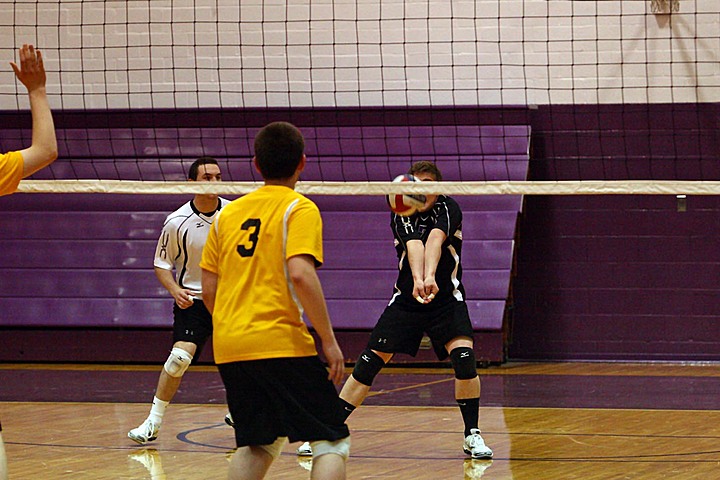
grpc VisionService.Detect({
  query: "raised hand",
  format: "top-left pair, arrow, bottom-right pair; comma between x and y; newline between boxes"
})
10,44 -> 47,93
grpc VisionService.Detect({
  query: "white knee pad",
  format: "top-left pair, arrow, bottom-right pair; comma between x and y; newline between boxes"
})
163,347 -> 193,378
257,437 -> 288,460
311,437 -> 351,461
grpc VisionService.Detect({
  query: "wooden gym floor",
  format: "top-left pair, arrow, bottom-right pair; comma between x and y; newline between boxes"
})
2,361 -> 720,479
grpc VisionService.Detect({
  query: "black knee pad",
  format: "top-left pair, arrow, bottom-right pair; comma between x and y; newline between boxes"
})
450,347 -> 477,380
352,349 -> 385,386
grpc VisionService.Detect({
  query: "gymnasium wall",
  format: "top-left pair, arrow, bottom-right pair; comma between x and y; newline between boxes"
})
5,103 -> 720,364
0,108 -> 528,364
1,1 -> 719,363
509,102 -> 720,361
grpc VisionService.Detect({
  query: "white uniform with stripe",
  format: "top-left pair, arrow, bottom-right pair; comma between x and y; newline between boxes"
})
154,197 -> 230,301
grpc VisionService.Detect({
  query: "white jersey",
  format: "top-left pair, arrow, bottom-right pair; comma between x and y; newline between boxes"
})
154,197 -> 230,300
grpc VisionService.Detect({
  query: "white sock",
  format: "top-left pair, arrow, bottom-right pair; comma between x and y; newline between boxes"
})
148,396 -> 170,425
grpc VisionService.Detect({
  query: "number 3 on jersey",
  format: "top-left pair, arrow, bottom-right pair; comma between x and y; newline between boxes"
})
236,218 -> 261,257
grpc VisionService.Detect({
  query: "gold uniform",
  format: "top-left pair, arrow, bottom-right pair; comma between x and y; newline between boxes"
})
0,151 -> 23,196
200,185 -> 323,364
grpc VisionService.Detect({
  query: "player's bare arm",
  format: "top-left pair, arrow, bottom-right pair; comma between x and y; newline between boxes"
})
200,268 -> 218,314
406,239 -> 426,303
422,229 -> 446,301
287,254 -> 345,385
154,267 -> 194,309
12,44 -> 58,177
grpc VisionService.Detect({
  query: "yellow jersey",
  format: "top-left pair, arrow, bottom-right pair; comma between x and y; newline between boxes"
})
0,151 -> 24,196
201,185 -> 323,364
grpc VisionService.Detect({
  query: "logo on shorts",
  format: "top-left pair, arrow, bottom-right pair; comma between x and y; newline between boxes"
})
376,338 -> 387,344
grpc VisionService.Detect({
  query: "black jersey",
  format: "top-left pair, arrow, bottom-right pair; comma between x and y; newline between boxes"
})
389,194 -> 465,308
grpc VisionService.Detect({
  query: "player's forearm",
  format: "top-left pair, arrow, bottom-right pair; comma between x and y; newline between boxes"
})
296,276 -> 336,340
288,256 -> 337,344
200,269 -> 217,314
423,230 -> 445,278
406,239 -> 425,282
154,266 -> 181,295
23,87 -> 57,176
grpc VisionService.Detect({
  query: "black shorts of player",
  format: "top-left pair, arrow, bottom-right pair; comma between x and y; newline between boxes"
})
172,300 -> 213,359
368,300 -> 474,360
218,356 -> 350,448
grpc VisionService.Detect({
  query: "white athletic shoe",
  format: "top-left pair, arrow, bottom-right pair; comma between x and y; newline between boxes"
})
464,459 -> 493,479
462,429 -> 493,459
224,413 -> 235,427
296,441 -> 313,456
128,419 -> 159,445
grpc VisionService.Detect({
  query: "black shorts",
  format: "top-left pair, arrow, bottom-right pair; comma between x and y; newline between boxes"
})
219,356 -> 350,447
368,300 -> 474,360
172,300 -> 213,359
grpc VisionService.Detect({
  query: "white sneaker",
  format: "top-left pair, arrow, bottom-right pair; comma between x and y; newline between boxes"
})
463,429 -> 493,459
296,441 -> 313,456
128,419 -> 159,445
224,413 -> 235,427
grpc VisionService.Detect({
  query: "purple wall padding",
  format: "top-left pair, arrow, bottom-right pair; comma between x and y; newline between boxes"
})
0,109 -> 529,363
510,102 -> 720,361
0,107 -> 532,183
7,102 -> 718,362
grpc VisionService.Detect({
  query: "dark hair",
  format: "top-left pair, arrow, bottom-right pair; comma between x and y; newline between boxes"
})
188,156 -> 219,181
408,161 -> 442,181
253,122 -> 305,180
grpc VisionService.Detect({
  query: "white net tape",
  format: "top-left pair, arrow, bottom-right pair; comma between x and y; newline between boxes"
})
17,179 -> 720,196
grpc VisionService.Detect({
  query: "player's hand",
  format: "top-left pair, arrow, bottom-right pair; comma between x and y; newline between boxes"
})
423,276 -> 439,303
413,279 -> 426,304
173,289 -> 195,309
10,44 -> 46,92
322,341 -> 345,385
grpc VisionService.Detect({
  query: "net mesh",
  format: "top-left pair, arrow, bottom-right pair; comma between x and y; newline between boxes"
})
0,0 -> 718,195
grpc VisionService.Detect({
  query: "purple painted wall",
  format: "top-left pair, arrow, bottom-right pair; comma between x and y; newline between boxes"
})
0,108 -> 529,364
510,103 -> 720,361
5,103 -> 719,362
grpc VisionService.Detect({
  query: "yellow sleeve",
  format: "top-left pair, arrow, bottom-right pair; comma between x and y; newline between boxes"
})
286,200 -> 323,266
0,151 -> 24,196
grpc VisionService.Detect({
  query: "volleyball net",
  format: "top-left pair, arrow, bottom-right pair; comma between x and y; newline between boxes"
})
1,0 -> 718,196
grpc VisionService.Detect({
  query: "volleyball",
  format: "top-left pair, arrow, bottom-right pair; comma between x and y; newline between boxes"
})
387,174 -> 426,216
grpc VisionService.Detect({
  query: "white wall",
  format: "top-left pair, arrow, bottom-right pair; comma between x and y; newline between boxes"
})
0,0 -> 718,110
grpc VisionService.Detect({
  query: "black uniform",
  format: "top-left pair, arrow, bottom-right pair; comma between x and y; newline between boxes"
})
368,195 -> 474,360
